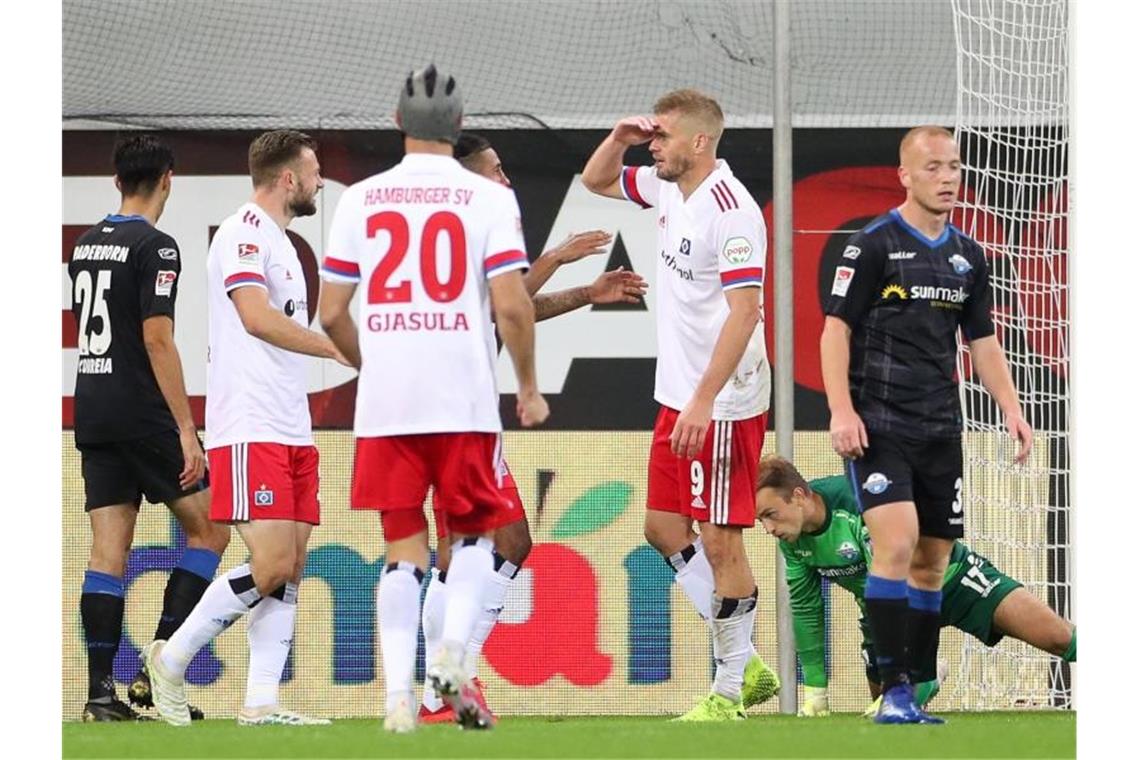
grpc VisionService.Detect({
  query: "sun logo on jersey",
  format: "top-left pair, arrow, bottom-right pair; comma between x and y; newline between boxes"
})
880,284 -> 908,301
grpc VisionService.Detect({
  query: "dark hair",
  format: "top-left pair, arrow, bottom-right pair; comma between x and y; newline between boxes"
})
112,134 -> 174,197
454,131 -> 492,169
755,455 -> 812,499
248,129 -> 317,188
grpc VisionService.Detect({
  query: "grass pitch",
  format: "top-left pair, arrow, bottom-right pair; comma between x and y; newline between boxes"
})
63,713 -> 1075,759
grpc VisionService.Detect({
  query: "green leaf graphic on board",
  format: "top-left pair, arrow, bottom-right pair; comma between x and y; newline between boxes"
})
551,482 -> 632,539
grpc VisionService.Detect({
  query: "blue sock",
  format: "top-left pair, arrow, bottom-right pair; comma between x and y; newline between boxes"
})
153,549 -> 222,642
907,585 -> 942,684
864,575 -> 909,690
83,569 -> 125,597
176,547 -> 221,581
81,571 -> 125,699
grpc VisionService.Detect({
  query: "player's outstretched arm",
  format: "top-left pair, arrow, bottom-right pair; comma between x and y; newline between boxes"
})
318,281 -> 361,370
489,270 -> 548,427
142,315 -> 205,488
231,286 -> 350,366
523,230 -> 613,295
581,117 -> 656,199
670,286 -> 760,458
968,335 -> 1032,463
820,316 -> 868,459
533,268 -> 647,322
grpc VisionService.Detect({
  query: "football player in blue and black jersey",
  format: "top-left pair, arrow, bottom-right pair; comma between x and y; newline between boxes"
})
68,135 -> 230,721
820,126 -> 1033,724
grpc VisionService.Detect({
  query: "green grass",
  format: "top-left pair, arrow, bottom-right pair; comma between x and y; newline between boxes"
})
64,713 -> 1075,759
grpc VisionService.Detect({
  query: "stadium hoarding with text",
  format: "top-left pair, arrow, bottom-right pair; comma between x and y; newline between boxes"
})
62,431 -> 1054,718
62,129 -> 1069,434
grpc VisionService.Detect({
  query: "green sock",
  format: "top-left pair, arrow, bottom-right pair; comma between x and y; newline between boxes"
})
1062,629 -> 1076,662
914,679 -> 941,707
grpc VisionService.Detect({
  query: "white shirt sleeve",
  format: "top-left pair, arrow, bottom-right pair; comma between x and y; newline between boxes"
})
321,190 -> 362,284
619,165 -> 662,209
483,189 -> 529,280
714,207 -> 767,291
216,224 -> 270,293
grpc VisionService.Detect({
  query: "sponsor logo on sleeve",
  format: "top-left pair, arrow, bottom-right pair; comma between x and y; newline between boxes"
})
862,472 -> 892,495
722,236 -> 754,264
948,253 -> 973,274
837,541 -> 861,561
831,266 -> 855,296
238,243 -> 260,263
842,245 -> 862,260
155,270 -> 177,296
157,247 -> 178,261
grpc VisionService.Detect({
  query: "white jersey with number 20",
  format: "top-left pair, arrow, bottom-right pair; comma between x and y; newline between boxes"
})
321,153 -> 528,437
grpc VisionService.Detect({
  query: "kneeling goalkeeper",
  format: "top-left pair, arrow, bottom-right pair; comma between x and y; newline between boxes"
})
756,456 -> 1075,716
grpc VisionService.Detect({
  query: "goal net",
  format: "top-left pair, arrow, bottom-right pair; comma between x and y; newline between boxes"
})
949,0 -> 1072,710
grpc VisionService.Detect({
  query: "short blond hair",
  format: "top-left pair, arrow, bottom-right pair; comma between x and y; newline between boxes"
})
654,89 -> 724,142
899,125 -> 955,162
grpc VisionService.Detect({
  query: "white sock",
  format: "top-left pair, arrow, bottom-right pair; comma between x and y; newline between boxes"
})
671,539 -> 714,622
378,562 -> 423,709
441,538 -> 495,660
672,540 -> 758,656
710,591 -> 758,702
161,563 -> 260,676
420,569 -> 447,711
243,583 -> 298,710
465,557 -> 516,678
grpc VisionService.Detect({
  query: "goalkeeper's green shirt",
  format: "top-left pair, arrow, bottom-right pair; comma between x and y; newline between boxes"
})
779,476 -> 872,687
782,476 -> 976,687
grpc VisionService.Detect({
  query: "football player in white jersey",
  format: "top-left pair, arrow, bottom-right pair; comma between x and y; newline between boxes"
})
319,65 -> 549,733
416,131 -> 647,725
145,130 -> 347,727
582,90 -> 779,720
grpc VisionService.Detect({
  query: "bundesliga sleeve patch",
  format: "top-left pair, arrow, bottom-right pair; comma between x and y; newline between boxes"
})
722,236 -> 754,264
155,270 -> 177,296
237,243 -> 260,263
831,266 -> 855,297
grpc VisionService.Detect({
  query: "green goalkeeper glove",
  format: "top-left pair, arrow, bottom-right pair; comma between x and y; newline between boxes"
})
798,686 -> 830,717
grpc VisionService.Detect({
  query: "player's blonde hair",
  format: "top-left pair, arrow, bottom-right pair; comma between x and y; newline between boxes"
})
654,89 -> 724,143
899,125 -> 956,163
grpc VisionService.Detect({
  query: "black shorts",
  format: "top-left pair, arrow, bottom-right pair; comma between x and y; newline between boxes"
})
845,431 -> 963,539
77,430 -> 209,511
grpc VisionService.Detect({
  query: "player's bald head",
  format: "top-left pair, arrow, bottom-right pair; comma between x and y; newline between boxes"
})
899,125 -> 957,165
654,89 -> 724,144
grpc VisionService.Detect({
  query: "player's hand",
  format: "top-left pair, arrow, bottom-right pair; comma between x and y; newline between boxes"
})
671,397 -> 713,458
587,267 -> 647,305
1006,412 -> 1033,464
798,686 -> 830,717
517,388 -> 550,428
612,116 -> 657,146
550,230 -> 612,265
325,341 -> 355,369
829,407 -> 869,459
177,427 -> 206,490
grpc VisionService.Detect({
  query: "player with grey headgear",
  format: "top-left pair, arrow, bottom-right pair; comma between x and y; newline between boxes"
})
319,63 -> 547,734
396,63 -> 463,145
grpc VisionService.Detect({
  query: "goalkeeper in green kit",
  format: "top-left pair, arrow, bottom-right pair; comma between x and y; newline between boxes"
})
755,456 -> 1075,716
